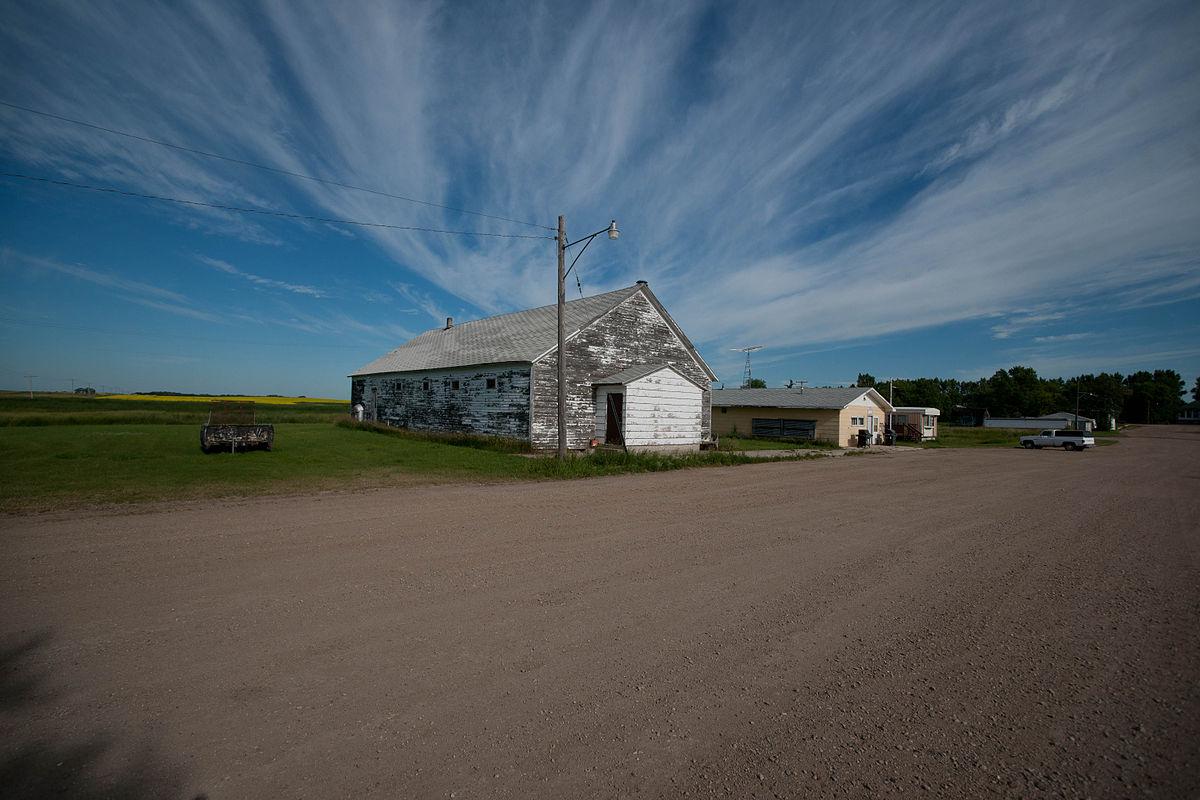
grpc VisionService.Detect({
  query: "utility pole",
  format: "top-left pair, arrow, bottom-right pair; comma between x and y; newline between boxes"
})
554,216 -> 618,460
1075,381 -> 1080,430
557,215 -> 567,460
23,374 -> 36,399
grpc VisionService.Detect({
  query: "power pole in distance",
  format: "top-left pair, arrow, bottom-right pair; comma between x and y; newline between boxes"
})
23,374 -> 37,399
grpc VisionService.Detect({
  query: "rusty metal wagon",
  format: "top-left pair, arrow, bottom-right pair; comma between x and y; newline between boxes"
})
200,401 -> 274,453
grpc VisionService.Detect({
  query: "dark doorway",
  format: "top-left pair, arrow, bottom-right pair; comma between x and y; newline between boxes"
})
605,393 -> 625,444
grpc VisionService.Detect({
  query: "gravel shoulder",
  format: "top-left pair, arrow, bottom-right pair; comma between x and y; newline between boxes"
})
2,425 -> 1197,798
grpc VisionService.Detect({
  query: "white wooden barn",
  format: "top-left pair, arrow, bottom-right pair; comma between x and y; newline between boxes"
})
350,282 -> 717,452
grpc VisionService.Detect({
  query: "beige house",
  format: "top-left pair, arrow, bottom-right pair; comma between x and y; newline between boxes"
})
711,387 -> 894,446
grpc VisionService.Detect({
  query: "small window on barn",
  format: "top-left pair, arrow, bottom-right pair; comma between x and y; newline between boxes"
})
451,380 -> 460,390
486,377 -> 497,389
422,379 -> 430,391
720,407 -> 727,413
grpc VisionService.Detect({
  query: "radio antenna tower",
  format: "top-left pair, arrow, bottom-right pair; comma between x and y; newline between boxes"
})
730,346 -> 764,387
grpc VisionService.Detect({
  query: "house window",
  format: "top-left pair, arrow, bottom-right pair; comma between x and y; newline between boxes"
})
422,379 -> 430,391
486,378 -> 497,389
720,407 -> 727,414
451,380 -> 460,390
851,416 -> 864,426
923,415 -> 934,427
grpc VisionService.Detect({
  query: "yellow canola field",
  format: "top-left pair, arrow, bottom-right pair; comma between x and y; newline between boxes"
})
102,394 -> 345,405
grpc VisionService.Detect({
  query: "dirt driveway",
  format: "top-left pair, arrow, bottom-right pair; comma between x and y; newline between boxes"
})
2,426 -> 1198,798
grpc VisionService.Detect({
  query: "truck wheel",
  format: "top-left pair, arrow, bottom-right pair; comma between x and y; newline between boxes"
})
1064,442 -> 1076,451
1022,441 -> 1034,449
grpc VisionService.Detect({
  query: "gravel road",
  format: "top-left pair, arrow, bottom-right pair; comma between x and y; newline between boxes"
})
2,426 -> 1198,798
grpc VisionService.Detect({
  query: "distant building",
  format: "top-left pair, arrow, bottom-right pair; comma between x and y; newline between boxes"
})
984,412 -> 1095,432
950,405 -> 989,427
1178,401 -> 1200,425
889,407 -> 940,441
711,387 -> 893,446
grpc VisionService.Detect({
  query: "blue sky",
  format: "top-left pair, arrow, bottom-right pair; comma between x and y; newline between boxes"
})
1,0 -> 1197,399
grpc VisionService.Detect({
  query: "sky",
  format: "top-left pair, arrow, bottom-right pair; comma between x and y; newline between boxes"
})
1,0 -> 1197,399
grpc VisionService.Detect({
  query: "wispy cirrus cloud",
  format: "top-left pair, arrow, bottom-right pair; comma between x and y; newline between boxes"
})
0,0 -> 1196,388
197,255 -> 327,298
2,249 -> 223,323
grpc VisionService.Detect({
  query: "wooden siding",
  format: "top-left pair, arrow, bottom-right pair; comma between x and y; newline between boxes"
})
531,292 -> 711,450
622,369 -> 702,447
350,364 -> 530,439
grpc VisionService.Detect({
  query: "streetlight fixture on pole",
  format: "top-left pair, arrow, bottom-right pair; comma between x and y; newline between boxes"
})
556,217 -> 619,459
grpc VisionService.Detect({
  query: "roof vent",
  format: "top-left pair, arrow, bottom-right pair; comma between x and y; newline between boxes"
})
445,317 -> 454,330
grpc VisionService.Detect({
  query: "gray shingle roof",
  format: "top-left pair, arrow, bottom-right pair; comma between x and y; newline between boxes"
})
351,284 -> 646,376
594,363 -> 672,385
1038,411 -> 1096,422
711,387 -> 883,410
593,363 -> 706,388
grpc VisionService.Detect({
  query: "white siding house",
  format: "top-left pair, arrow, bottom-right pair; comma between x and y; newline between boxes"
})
593,364 -> 705,452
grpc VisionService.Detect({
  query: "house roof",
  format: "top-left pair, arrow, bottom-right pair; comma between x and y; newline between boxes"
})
711,387 -> 892,411
1038,411 -> 1096,422
593,363 -> 706,389
351,283 -> 714,378
893,406 -> 941,415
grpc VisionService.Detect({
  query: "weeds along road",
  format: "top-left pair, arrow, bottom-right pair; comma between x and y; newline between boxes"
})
2,426 -> 1198,799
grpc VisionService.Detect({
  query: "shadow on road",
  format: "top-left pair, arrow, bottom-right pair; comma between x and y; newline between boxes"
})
0,631 -> 205,800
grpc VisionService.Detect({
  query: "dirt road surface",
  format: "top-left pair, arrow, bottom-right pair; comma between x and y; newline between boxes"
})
3,426 -> 1198,798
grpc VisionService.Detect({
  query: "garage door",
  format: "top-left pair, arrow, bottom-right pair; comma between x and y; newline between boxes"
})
751,418 -> 816,439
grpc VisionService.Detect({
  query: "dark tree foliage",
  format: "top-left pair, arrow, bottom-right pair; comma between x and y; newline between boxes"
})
856,373 -> 876,388
1123,370 -> 1185,424
879,365 -> 1186,428
745,378 -> 767,388
1193,376 -> 1200,403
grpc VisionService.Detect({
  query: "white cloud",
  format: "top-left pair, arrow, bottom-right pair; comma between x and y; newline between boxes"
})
197,255 -> 327,297
0,0 -> 1196,366
4,250 -> 223,322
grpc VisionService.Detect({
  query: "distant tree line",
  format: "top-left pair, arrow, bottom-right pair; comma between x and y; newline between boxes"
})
853,367 -> 1191,425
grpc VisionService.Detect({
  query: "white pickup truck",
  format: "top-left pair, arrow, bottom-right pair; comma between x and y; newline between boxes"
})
1019,429 -> 1095,451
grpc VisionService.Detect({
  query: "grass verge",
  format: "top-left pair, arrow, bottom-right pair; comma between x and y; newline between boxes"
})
897,427 -> 1119,448
0,423 -> 820,513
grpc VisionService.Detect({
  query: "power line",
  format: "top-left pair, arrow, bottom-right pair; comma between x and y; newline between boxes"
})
0,172 -> 554,240
0,99 -> 555,231
0,316 -> 369,350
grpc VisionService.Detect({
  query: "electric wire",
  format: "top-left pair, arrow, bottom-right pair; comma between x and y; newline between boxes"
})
0,99 -> 555,231
0,316 -> 368,350
0,172 -> 554,240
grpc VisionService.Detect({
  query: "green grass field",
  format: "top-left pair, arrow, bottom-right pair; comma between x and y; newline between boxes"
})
0,392 -> 346,426
0,394 -> 816,512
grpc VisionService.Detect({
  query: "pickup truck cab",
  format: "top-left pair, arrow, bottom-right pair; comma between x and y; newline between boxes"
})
1019,429 -> 1095,451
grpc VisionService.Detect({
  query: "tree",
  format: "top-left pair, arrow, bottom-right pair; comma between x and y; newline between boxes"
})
856,373 -> 876,388
1123,370 -> 1185,424
745,378 -> 767,388
1193,376 -> 1200,402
